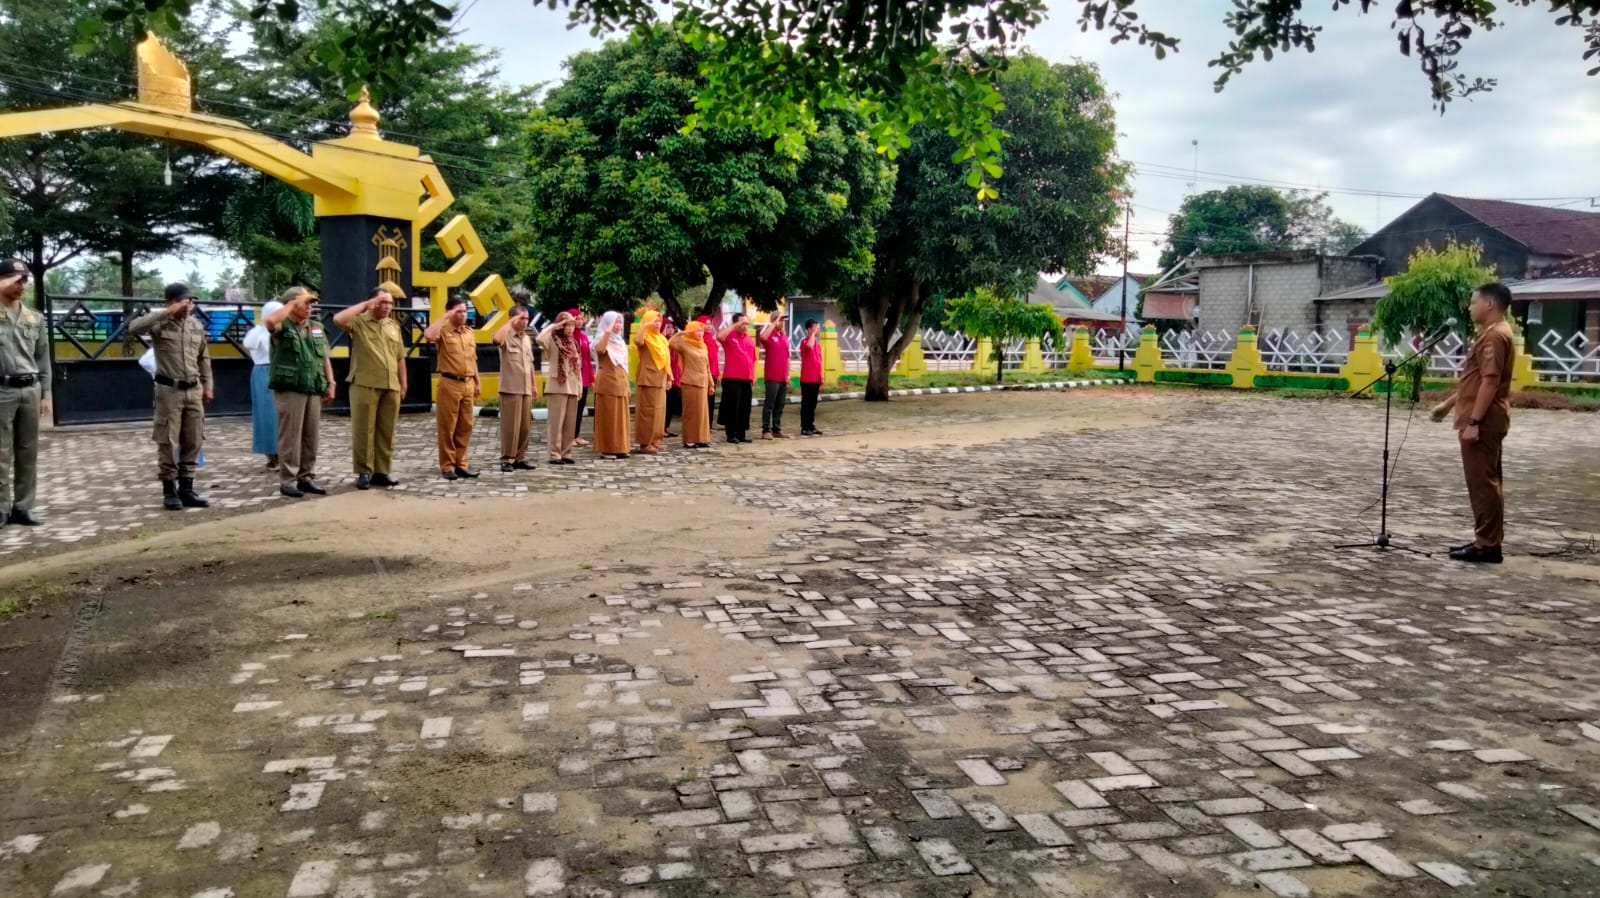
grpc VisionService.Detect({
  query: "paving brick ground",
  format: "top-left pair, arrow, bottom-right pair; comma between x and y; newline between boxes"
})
1,389 -> 1597,898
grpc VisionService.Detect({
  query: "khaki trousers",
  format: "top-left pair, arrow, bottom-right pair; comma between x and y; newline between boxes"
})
499,392 -> 532,462
153,383 -> 204,481
436,377 -> 475,472
350,384 -> 400,475
1460,430 -> 1506,548
546,392 -> 578,460
634,385 -> 665,453
0,384 -> 40,511
274,391 -> 321,486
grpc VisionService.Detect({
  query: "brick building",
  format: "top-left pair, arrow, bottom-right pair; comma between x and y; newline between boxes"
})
1189,250 -> 1377,335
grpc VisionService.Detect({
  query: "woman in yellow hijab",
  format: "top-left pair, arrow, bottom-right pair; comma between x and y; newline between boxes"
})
631,309 -> 671,454
669,320 -> 713,448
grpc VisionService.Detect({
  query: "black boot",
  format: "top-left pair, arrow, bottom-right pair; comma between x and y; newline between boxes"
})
178,477 -> 210,509
162,479 -> 182,511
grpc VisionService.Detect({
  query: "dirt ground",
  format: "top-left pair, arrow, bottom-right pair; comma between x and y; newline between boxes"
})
1,387 -> 1597,898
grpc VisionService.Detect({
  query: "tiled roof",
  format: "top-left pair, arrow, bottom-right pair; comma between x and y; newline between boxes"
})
1437,195 -> 1600,258
1537,249 -> 1600,278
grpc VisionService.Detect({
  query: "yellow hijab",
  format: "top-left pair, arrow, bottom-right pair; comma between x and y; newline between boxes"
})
682,320 -> 706,347
638,310 -> 671,374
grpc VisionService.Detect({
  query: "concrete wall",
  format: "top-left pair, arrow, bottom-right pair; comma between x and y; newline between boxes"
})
1197,255 -> 1378,335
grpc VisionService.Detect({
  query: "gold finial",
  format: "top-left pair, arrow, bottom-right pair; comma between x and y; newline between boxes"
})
349,85 -> 381,138
136,32 -> 192,113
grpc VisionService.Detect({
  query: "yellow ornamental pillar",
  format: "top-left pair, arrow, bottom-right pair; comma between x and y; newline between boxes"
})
1511,346 -> 1537,392
820,319 -> 844,386
1227,326 -> 1266,389
1339,327 -> 1383,394
1068,327 -> 1094,371
972,337 -> 995,375
894,330 -> 927,378
1132,325 -> 1164,384
1021,337 -> 1046,373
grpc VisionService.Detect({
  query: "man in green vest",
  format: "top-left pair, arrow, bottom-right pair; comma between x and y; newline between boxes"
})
264,287 -> 335,498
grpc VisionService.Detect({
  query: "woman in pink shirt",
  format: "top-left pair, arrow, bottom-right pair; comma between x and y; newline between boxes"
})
799,318 -> 824,436
717,312 -> 756,443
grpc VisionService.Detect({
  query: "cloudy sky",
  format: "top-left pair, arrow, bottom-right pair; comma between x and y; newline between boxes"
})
166,1 -> 1600,283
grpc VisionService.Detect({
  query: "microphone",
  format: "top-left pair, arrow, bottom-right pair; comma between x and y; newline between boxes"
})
1427,317 -> 1457,340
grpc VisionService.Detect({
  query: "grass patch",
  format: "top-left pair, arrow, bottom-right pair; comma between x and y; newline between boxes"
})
366,609 -> 396,621
0,581 -> 77,621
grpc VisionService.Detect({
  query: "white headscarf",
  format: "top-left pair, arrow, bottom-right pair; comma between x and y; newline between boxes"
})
598,310 -> 628,368
242,301 -> 285,365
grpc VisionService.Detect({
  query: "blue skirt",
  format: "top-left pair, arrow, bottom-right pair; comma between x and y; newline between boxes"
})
251,365 -> 278,455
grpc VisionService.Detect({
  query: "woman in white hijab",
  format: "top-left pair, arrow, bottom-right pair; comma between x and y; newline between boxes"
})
592,310 -> 632,458
242,301 -> 284,468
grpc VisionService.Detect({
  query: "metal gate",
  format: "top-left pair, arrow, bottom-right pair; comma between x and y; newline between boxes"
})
45,293 -> 436,426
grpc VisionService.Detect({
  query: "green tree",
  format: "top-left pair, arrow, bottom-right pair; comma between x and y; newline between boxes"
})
518,26 -> 893,322
1371,241 -> 1495,397
944,288 -> 1061,383
93,1 -> 1600,209
1158,186 -> 1366,270
841,54 -> 1128,401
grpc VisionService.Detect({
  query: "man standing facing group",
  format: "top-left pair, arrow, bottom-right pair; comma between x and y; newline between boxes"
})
128,283 -> 212,511
0,259 -> 49,526
263,287 -> 335,498
334,286 -> 407,490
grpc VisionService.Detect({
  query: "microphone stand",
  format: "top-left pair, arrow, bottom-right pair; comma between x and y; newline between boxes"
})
1336,324 -> 1456,554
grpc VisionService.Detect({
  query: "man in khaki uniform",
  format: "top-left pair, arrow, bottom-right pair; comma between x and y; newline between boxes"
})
492,304 -> 539,471
0,259 -> 51,526
1430,281 -> 1516,564
128,283 -> 212,511
423,295 -> 480,480
334,286 -> 408,490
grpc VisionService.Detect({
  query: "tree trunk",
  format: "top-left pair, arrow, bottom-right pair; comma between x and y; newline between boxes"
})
997,335 -> 1005,383
860,282 -> 926,402
119,249 -> 135,298
29,236 -> 44,311
701,272 -> 727,317
661,290 -> 688,327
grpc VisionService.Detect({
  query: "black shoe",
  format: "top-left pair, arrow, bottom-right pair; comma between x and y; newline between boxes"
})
280,484 -> 304,498
178,478 -> 210,509
162,480 -> 182,511
441,470 -> 459,481
1449,544 -> 1503,564
455,468 -> 479,479
8,508 -> 41,526
555,458 -> 575,466
501,463 -> 515,473
298,479 -> 327,496
370,473 -> 399,488
356,474 -> 372,490
512,461 -> 538,470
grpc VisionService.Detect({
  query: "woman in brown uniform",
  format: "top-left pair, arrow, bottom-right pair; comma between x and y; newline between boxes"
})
593,311 -> 631,459
632,309 -> 670,455
669,320 -> 713,448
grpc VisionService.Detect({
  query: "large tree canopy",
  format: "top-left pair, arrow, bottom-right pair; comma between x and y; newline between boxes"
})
88,1 -> 1600,207
843,53 -> 1128,401
517,25 -> 893,322
1158,186 -> 1366,270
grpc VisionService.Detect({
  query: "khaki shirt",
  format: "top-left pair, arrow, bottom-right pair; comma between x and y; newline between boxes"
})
0,301 -> 50,395
498,331 -> 535,396
346,312 -> 404,391
595,346 -> 630,398
1455,320 -> 1514,434
632,328 -> 669,389
669,334 -> 711,389
432,324 -> 477,378
128,309 -> 212,389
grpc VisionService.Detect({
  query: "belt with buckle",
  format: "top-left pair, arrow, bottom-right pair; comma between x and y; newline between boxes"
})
439,371 -> 476,382
153,373 -> 199,390
0,374 -> 36,388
